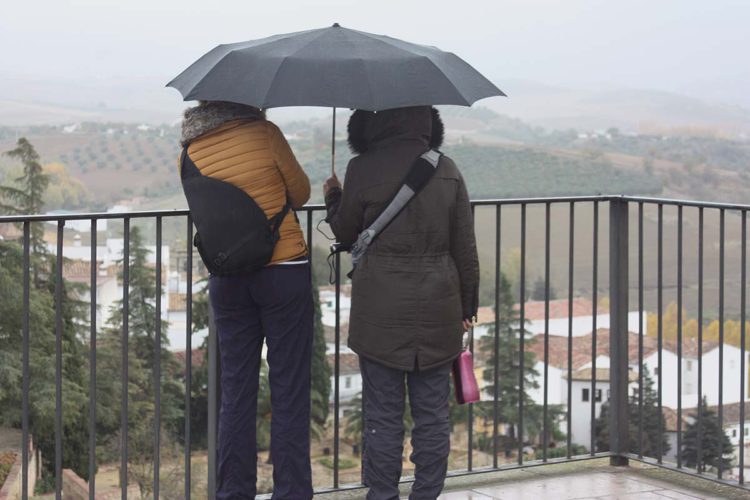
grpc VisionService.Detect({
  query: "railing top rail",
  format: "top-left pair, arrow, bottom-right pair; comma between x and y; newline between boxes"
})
470,195 -> 618,206
620,195 -> 750,211
1,195 -> 748,223
0,204 -> 327,223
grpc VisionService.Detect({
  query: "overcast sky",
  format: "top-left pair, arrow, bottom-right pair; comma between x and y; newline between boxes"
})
1,0 -> 748,109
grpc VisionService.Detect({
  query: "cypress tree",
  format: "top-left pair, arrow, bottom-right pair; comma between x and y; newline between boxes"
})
681,396 -> 733,472
595,367 -> 670,457
477,273 -> 540,452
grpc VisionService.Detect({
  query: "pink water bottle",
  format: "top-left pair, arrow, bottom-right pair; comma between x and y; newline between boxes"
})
452,331 -> 480,404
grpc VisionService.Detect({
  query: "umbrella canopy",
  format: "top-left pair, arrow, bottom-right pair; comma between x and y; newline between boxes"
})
167,24 -> 505,111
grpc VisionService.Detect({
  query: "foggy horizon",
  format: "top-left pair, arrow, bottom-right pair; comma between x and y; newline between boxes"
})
2,0 -> 749,121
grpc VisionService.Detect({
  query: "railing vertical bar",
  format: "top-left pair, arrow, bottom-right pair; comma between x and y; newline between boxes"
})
89,219 -> 98,500
21,222 -> 30,500
517,203 -> 526,465
697,207 -> 704,474
121,217 -> 130,500
740,209 -> 747,485
590,202 -> 599,455
154,216 -> 162,498
677,205 -> 683,468
468,319 -> 474,472
468,205 -> 475,472
307,209 -> 313,264
566,202 -> 575,458
334,251 -> 341,488
55,220 -> 64,500
638,202 -> 644,459
543,202 -> 551,462
657,203 -> 663,464
185,215 -> 193,499
492,204 -> 501,468
609,199 -> 630,466
207,300 -> 218,498
718,209 -> 725,479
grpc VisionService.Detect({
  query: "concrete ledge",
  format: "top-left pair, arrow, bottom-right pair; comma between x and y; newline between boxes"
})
313,459 -> 750,499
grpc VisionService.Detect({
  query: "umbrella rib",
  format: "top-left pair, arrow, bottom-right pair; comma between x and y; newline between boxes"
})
263,29 -> 332,108
350,31 -> 472,105
417,55 -> 471,104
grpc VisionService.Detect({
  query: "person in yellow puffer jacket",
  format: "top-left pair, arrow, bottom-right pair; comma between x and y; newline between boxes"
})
180,100 -> 314,499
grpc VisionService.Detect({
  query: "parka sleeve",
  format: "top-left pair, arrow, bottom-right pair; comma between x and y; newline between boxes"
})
324,160 -> 364,248
450,171 -> 480,320
268,122 -> 311,208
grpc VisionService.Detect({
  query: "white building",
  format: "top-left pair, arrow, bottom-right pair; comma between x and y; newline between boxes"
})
327,344 -> 362,414
54,236 -> 181,346
719,402 -> 750,477
319,285 -> 352,327
517,327 -> 749,453
562,367 -> 629,449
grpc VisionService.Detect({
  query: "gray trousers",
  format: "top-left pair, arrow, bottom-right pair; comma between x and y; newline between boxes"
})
360,357 -> 451,500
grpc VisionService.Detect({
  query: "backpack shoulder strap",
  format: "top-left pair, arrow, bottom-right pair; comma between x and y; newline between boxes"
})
349,149 -> 442,266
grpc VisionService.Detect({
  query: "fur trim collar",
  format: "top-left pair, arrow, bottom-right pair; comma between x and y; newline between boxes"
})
180,101 -> 265,146
347,106 -> 444,155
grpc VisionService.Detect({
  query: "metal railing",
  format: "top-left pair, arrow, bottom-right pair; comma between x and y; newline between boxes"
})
1,194 -> 748,498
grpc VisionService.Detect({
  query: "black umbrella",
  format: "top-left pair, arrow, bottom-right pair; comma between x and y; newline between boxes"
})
168,23 -> 504,110
167,24 -> 505,172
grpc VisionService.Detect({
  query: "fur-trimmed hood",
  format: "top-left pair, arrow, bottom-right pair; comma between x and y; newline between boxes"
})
180,101 -> 265,146
347,106 -> 444,155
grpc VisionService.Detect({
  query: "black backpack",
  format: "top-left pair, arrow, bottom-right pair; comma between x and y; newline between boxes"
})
180,149 -> 290,276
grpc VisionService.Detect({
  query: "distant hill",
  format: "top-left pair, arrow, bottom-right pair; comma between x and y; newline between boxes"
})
484,79 -> 750,137
3,74 -> 750,139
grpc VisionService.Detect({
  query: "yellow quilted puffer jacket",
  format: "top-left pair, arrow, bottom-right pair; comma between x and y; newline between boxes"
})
183,118 -> 310,264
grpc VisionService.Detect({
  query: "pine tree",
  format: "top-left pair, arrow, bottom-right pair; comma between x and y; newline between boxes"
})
530,276 -> 557,301
96,226 -> 183,496
0,138 -> 95,484
477,273 -> 540,452
1,138 -> 49,254
594,367 -> 670,457
681,396 -> 733,472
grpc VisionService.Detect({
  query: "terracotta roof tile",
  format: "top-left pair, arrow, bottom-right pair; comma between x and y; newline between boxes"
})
476,298 -> 602,326
704,401 -> 750,425
174,349 -> 205,369
662,406 -> 690,432
327,352 -> 360,375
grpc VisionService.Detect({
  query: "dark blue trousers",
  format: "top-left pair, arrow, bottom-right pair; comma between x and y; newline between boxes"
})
209,263 -> 314,499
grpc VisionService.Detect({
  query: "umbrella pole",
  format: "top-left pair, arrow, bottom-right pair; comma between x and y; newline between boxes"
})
331,106 -> 336,176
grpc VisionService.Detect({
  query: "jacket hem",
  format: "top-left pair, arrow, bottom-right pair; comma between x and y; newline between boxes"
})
348,340 -> 461,372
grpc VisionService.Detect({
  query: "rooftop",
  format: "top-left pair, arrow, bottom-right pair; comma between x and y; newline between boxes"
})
475,298 -> 603,326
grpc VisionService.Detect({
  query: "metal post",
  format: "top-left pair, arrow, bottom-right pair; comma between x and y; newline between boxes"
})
89,219 -> 98,500
55,221 -> 64,500
154,217 -> 162,499
121,218 -> 130,500
207,301 -> 219,499
22,222 -> 30,500
609,199 -> 629,466
334,251 -> 341,488
185,217 -> 193,499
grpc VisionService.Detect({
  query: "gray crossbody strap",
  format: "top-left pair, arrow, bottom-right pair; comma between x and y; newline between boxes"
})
350,149 -> 442,267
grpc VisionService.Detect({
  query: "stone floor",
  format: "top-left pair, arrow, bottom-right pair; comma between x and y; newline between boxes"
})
315,459 -> 750,499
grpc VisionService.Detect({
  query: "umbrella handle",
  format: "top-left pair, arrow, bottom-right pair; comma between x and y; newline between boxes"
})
331,107 -> 336,176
